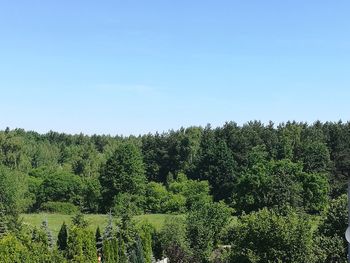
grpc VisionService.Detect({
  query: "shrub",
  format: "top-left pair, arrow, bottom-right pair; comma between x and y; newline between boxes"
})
160,217 -> 191,262
228,208 -> 314,263
67,226 -> 96,263
315,195 -> 348,262
114,193 -> 144,216
163,194 -> 186,214
145,182 -> 169,213
36,170 -> 83,206
313,235 -> 346,263
187,201 -> 231,262
40,201 -> 78,214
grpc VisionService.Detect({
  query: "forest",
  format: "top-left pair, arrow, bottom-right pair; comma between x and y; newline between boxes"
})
0,120 -> 349,262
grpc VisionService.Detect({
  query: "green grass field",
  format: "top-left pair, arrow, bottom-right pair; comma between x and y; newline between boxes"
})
21,213 -> 181,237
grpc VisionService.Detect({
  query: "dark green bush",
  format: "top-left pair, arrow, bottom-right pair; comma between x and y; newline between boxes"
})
228,208 -> 314,263
40,201 -> 78,214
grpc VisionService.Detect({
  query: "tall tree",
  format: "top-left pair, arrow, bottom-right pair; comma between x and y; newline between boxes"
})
0,165 -> 28,230
193,127 -> 237,201
100,143 -> 146,212
186,201 -> 231,262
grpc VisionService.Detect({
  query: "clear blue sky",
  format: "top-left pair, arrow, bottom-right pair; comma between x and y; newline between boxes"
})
0,1 -> 349,135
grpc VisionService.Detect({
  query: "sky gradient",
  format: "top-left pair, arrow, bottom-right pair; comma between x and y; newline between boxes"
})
0,1 -> 349,135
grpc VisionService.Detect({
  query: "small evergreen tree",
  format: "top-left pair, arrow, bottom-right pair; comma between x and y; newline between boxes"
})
31,226 -> 48,245
111,238 -> 119,263
67,226 -> 96,263
41,219 -> 53,249
119,207 -> 135,248
102,211 -> 119,262
95,226 -> 102,251
129,236 -> 145,263
119,234 -> 128,263
72,212 -> 88,228
57,222 -> 68,251
103,239 -> 112,263
103,211 -> 114,240
139,223 -> 153,263
129,250 -> 138,263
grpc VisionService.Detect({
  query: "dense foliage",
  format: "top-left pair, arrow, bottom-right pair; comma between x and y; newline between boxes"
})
0,121 -> 350,261
227,208 -> 314,262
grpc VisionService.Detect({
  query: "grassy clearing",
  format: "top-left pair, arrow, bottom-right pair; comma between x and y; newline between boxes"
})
21,213 -> 182,237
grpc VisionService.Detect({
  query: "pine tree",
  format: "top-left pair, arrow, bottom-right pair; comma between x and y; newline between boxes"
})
41,219 -> 53,249
119,208 -> 134,247
57,221 -> 68,251
102,212 -> 114,262
95,226 -> 102,251
101,212 -> 121,263
103,211 -> 114,241
129,250 -> 138,263
129,236 -> 145,263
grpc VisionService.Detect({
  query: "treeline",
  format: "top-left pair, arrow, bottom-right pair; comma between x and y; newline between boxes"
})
1,121 -> 349,214
0,121 -> 350,262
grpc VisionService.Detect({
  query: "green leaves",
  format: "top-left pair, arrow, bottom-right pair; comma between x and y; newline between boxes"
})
36,170 -> 83,206
234,159 -> 330,214
229,208 -> 314,263
0,165 -> 28,230
186,200 -> 232,262
100,143 -> 146,212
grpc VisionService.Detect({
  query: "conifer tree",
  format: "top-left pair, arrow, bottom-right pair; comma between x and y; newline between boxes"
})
41,219 -> 53,249
101,212 -> 121,263
95,226 -> 102,251
129,250 -> 137,263
103,239 -> 112,263
57,221 -> 68,251
103,211 -> 114,240
67,226 -> 96,263
139,223 -> 153,263
129,236 -> 145,263
119,234 -> 128,263
111,238 -> 119,263
72,212 -> 88,228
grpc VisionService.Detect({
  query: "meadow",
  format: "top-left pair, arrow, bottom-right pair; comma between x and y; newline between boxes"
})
21,213 -> 181,237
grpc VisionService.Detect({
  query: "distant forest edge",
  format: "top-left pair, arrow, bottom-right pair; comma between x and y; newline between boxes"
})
1,120 -> 350,262
1,121 -> 349,213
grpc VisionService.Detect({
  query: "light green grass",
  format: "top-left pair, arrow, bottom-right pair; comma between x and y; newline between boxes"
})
21,213 -> 181,237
